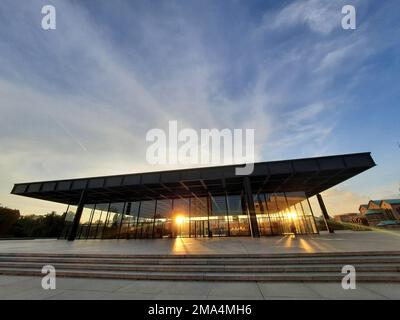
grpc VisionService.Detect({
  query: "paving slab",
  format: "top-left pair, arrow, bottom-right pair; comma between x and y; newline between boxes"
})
117,280 -> 176,294
99,292 -> 156,300
304,282 -> 387,300
208,282 -> 263,298
0,277 -> 42,292
266,297 -> 324,300
358,283 -> 400,300
206,295 -> 264,300
41,277 -> 99,291
257,282 -> 322,299
47,289 -> 108,300
155,294 -> 208,300
53,278 -> 132,292
0,284 -> 39,299
163,281 -> 213,295
0,275 -> 37,286
3,287 -> 63,300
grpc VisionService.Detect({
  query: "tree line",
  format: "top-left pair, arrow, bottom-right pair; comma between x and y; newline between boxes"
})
0,206 -> 65,238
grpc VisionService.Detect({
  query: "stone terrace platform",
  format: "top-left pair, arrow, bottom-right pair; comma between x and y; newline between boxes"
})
1,231 -> 399,256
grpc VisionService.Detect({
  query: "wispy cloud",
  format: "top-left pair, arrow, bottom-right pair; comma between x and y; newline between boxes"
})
259,0 -> 349,34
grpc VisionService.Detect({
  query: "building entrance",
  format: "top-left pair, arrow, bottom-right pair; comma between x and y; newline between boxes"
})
191,219 -> 208,238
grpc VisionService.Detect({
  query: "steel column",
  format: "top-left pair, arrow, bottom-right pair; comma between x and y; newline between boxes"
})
317,193 -> 334,233
67,189 -> 87,241
243,176 -> 260,237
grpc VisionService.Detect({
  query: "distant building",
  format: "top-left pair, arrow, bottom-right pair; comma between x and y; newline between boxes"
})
381,199 -> 400,220
368,200 -> 382,210
359,204 -> 368,215
359,199 -> 400,227
363,209 -> 388,226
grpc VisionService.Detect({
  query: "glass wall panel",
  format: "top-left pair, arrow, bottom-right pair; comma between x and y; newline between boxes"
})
285,192 -> 318,234
226,195 -> 250,236
65,205 -> 77,223
284,193 -> 304,234
265,193 -> 283,234
211,195 -> 227,216
190,197 -> 209,237
60,205 -> 77,239
92,203 -> 110,239
274,192 -> 289,233
172,198 -> 190,237
190,197 -> 208,217
120,202 -> 140,239
154,199 -> 173,238
77,205 -> 94,239
210,195 -> 228,236
126,201 -> 141,238
102,202 -> 125,239
85,204 -> 103,239
300,195 -> 318,234
296,203 -> 309,233
256,194 -> 273,236
136,200 -> 156,239
226,195 -> 242,215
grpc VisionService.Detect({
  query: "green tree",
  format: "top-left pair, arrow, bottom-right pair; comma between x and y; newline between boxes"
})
0,206 -> 20,237
10,212 -> 66,238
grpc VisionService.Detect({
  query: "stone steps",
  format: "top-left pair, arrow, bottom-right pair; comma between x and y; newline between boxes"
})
0,251 -> 399,282
1,256 -> 400,265
1,250 -> 400,259
0,267 -> 399,282
0,261 -> 399,273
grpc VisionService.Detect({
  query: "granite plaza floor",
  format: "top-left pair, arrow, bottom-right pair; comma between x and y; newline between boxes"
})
1,230 -> 400,256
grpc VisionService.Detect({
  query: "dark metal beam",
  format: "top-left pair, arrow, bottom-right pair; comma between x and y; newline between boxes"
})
199,179 -> 209,197
256,173 -> 271,195
317,193 -> 334,233
67,188 -> 87,241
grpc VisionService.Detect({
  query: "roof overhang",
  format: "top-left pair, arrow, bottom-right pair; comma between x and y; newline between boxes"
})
11,152 -> 376,205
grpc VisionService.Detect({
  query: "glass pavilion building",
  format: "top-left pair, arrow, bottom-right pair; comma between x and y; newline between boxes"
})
11,153 -> 375,241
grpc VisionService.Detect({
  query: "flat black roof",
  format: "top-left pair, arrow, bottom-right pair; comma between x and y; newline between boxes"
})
11,152 -> 376,205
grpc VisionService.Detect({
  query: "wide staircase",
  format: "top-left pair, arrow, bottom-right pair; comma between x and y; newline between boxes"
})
0,251 -> 400,282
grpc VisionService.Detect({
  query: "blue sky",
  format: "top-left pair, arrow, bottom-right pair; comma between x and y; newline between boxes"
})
0,0 -> 399,215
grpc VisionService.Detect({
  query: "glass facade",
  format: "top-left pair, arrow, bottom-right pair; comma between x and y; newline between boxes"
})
61,191 -> 318,239
256,192 -> 317,236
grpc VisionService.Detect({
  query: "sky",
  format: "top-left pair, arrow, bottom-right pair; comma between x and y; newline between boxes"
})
0,0 -> 399,216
